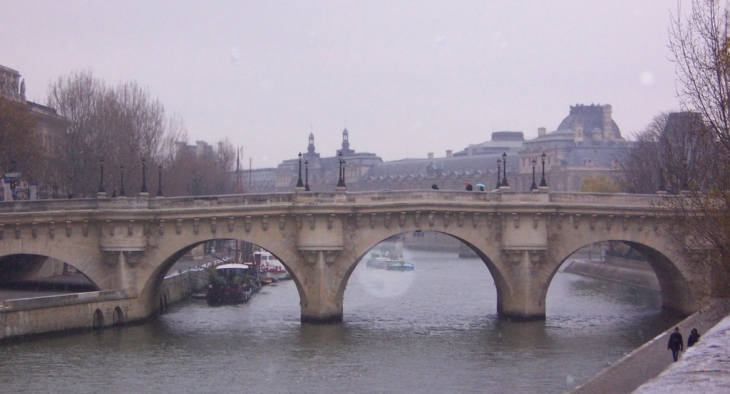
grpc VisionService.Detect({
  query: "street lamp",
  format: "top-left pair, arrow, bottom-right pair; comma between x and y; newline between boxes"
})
337,151 -> 346,188
501,152 -> 509,187
98,157 -> 105,194
141,158 -> 148,194
304,160 -> 310,191
496,158 -> 502,189
296,152 -> 304,188
539,152 -> 548,187
530,158 -> 538,191
156,164 -> 163,197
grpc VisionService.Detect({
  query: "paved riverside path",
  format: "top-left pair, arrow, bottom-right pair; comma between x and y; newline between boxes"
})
570,299 -> 730,394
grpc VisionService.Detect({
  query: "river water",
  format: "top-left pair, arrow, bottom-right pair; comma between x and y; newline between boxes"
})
0,249 -> 682,393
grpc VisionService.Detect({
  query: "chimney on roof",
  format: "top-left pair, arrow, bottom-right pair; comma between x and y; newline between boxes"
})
538,127 -> 546,137
446,150 -> 453,158
427,152 -> 434,159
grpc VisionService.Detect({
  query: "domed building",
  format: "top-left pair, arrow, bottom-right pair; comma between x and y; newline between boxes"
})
513,104 -> 631,192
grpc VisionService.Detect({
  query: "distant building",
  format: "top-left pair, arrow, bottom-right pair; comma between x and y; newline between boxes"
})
236,103 -> 632,194
1,64 -> 68,200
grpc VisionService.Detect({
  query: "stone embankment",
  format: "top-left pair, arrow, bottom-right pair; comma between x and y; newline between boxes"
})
563,256 -> 659,292
571,299 -> 730,394
0,263 -> 208,341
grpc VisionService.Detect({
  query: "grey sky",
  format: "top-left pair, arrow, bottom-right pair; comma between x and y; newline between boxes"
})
2,1 -> 679,168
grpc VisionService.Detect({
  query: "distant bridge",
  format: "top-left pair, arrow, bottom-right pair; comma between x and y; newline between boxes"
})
0,189 -> 715,324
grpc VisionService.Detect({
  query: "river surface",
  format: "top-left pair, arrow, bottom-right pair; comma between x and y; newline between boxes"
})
0,249 -> 682,393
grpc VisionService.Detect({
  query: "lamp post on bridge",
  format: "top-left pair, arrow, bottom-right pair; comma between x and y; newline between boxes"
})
501,152 -> 509,188
496,158 -> 502,190
140,158 -> 148,195
119,164 -> 125,197
337,151 -> 346,188
530,158 -> 538,191
97,157 -> 106,196
304,160 -> 310,191
156,164 -> 163,197
296,152 -> 304,188
539,152 -> 548,188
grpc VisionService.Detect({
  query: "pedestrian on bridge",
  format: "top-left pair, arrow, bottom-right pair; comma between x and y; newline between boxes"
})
687,328 -> 700,347
667,327 -> 683,362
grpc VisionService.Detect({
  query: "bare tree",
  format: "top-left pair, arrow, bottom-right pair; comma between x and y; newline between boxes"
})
46,70 -> 186,197
618,112 -> 715,193
667,0 -> 730,295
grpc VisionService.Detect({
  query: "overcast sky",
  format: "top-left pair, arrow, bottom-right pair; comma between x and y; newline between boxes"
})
2,1 -> 681,168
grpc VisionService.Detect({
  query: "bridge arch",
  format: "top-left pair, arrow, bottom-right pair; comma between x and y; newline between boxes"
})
542,233 -> 701,316
137,232 -> 307,317
0,252 -> 100,291
332,228 -> 509,323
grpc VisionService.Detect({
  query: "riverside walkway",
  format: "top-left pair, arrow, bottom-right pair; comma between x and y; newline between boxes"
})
571,299 -> 730,394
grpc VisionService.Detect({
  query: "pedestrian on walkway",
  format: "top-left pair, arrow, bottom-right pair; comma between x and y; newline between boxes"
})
667,327 -> 684,362
687,328 -> 700,347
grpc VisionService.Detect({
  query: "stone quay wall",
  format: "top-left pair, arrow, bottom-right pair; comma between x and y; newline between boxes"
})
0,269 -> 205,341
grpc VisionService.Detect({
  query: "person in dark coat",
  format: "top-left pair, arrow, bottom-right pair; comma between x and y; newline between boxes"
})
431,184 -> 439,190
687,328 -> 700,347
465,183 -> 473,191
667,327 -> 684,362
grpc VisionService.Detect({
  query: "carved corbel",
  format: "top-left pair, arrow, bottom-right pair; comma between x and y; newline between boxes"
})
158,220 -> 165,236
443,212 -> 451,227
210,217 -> 217,234
262,215 -> 269,231
557,213 -> 564,229
124,251 -> 144,266
428,211 -> 436,227
66,221 -> 72,237
590,215 -> 597,230
175,219 -> 182,235
324,250 -> 339,267
353,214 -> 361,229
653,217 -> 660,234
15,223 -> 21,239
533,213 -> 540,229
414,211 -> 421,227
279,215 -> 286,230
487,213 -> 494,229
31,222 -> 38,238
294,214 -> 302,229
572,214 -> 581,229
623,215 -> 629,231
502,250 -> 524,265
106,220 -> 114,236
384,212 -> 391,229
308,214 -> 315,230
228,217 -> 235,232
512,213 -> 520,229
370,213 -> 377,229
472,212 -> 480,228
399,212 -> 406,227
49,221 -> 55,239
327,214 -> 335,230
606,215 -> 614,231
194,218 -> 200,234
638,215 -> 645,231
244,216 -> 251,232
528,250 -> 542,265
457,212 -> 465,227
83,220 -> 89,237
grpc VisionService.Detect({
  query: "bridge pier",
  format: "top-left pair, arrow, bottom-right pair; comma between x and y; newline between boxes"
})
298,249 -> 344,324
496,249 -> 548,321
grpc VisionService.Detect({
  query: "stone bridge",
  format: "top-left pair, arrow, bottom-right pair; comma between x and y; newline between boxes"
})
0,190 -> 714,324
